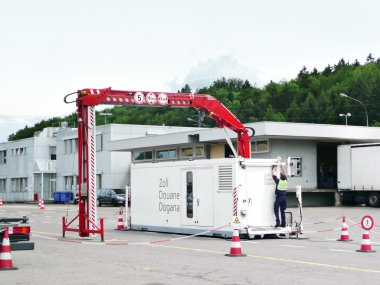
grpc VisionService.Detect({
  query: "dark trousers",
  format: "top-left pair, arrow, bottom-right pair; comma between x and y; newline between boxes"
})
274,194 -> 287,226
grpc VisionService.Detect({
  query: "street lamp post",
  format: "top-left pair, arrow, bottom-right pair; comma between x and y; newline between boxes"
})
339,112 -> 351,126
99,112 -> 112,125
339,93 -> 368,127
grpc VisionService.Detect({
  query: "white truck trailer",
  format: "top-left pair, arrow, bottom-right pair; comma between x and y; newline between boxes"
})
130,157 -> 295,238
337,143 -> 380,207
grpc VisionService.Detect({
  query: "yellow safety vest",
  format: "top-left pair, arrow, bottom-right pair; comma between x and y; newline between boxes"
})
278,179 -> 288,191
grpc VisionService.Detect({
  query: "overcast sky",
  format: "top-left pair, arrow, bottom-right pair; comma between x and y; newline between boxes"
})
1,0 -> 379,142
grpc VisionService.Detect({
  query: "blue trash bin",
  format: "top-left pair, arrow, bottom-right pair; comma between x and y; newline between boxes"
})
60,192 -> 71,203
54,192 -> 61,203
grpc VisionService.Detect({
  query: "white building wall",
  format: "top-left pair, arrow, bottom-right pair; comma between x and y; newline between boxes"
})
56,124 -> 196,194
0,135 -> 56,202
252,139 -> 317,190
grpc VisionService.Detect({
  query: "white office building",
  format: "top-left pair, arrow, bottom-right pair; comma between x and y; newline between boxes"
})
1,121 -> 379,205
0,124 -> 197,202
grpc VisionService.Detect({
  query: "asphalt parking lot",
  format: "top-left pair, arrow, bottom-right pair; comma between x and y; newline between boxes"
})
1,203 -> 380,284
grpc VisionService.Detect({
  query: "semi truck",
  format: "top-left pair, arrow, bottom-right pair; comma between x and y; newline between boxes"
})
337,143 -> 380,207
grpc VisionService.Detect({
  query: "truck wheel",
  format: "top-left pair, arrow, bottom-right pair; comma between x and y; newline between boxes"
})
367,193 -> 380,207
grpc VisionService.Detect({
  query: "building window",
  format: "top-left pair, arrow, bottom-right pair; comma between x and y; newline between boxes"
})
0,179 -> 5,192
96,135 -> 102,152
251,140 -> 269,153
194,146 -> 205,157
180,147 -> 193,158
64,175 -> 78,191
179,145 -> 205,159
156,149 -> 177,160
11,148 -> 27,156
11,178 -> 27,192
96,174 -> 102,191
64,140 -> 72,154
133,150 -> 153,161
64,139 -> 78,154
0,150 -> 6,164
50,146 -> 56,160
73,139 -> 78,153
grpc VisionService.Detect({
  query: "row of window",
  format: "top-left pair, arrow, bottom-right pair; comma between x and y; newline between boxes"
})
251,140 -> 269,153
11,147 -> 27,157
133,141 -> 269,162
64,135 -> 103,154
64,175 -> 78,191
64,139 -> 78,154
0,146 -> 57,164
64,174 -> 102,191
0,178 -> 28,192
133,146 -> 205,162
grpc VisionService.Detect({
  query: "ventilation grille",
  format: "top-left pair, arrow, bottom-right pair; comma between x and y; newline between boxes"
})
218,165 -> 233,191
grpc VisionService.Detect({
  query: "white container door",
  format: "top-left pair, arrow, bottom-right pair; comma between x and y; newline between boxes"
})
181,168 -> 213,227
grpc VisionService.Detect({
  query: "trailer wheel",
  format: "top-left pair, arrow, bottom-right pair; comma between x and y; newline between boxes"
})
367,193 -> 380,207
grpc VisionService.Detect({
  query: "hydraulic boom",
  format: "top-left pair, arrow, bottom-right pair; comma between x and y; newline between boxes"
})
63,87 -> 252,239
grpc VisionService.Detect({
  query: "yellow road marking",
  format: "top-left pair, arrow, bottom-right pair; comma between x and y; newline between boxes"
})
31,231 -> 380,274
148,244 -> 380,274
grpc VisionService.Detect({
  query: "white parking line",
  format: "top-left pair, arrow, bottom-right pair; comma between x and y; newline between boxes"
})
280,245 -> 305,248
329,249 -> 356,253
33,234 -> 57,240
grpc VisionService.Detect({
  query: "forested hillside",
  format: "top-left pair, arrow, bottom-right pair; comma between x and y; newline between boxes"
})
8,55 -> 380,141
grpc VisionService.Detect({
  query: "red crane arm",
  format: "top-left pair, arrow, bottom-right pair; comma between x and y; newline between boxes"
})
76,87 -> 252,158
63,87 -> 252,240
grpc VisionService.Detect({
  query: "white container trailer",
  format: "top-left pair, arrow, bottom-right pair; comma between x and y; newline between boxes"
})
337,143 -> 380,206
130,158 -> 293,238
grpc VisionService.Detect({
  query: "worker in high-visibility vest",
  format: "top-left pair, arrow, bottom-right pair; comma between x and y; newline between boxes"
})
272,165 -> 288,227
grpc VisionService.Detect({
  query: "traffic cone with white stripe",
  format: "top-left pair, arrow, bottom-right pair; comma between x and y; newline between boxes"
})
225,228 -> 246,257
0,228 -> 18,270
337,216 -> 352,241
357,230 -> 376,253
39,199 -> 45,210
0,199 -> 3,206
116,209 -> 124,230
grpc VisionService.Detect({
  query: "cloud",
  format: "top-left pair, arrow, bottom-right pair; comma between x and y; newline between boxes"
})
0,115 -> 48,142
168,55 -> 262,91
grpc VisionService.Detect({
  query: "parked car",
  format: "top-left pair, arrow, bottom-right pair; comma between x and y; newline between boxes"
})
97,188 -> 126,207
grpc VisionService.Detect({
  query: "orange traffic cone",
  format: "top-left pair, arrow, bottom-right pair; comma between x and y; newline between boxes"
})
116,209 -> 124,230
0,199 -> 3,206
39,199 -> 45,210
357,230 -> 376,253
0,228 -> 17,270
225,228 -> 246,257
337,216 -> 352,241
